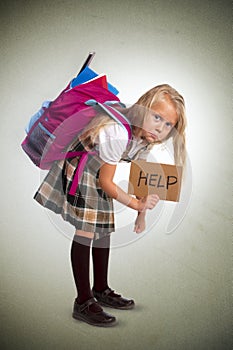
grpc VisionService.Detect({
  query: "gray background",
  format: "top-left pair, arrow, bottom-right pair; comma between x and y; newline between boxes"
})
1,1 -> 232,349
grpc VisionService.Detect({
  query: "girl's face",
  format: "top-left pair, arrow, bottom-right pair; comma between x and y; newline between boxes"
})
141,96 -> 178,143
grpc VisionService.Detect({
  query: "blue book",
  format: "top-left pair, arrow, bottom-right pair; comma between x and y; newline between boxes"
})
70,66 -> 119,95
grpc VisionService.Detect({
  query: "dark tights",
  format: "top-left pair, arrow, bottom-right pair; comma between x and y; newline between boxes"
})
70,234 -> 110,305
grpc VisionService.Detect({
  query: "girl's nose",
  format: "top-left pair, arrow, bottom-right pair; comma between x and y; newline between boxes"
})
155,121 -> 164,133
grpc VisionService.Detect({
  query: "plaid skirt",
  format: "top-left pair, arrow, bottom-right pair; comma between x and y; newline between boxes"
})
34,152 -> 115,239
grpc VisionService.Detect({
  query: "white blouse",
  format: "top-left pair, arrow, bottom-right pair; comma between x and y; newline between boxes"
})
95,122 -> 150,164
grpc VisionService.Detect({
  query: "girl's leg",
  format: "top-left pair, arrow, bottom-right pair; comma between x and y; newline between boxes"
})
92,235 -> 110,292
70,232 -> 93,304
92,234 -> 135,310
71,231 -> 116,326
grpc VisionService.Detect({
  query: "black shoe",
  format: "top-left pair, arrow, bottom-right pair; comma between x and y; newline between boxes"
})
72,297 -> 117,327
93,287 -> 135,310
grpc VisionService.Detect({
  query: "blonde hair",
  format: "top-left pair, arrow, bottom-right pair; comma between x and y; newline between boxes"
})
79,113 -> 114,148
80,84 -> 187,167
132,84 -> 187,167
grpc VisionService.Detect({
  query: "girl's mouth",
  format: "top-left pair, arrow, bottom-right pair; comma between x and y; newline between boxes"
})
148,133 -> 158,140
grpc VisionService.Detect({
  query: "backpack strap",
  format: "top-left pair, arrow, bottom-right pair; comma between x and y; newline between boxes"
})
69,151 -> 96,195
85,100 -> 132,145
68,100 -> 132,196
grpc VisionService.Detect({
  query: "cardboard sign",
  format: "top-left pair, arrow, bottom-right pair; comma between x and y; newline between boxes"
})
128,160 -> 182,202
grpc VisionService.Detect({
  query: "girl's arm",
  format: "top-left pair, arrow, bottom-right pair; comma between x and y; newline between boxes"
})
134,210 -> 147,234
134,195 -> 148,233
99,163 -> 159,211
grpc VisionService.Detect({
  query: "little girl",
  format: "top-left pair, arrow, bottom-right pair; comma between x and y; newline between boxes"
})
34,84 -> 186,327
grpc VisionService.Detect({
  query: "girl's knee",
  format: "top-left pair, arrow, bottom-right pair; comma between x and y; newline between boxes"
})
92,234 -> 111,249
74,230 -> 94,246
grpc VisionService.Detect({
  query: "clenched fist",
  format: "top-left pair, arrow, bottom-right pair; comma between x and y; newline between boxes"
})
137,194 -> 160,212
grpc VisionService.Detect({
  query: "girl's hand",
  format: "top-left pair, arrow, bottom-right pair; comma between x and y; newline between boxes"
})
137,194 -> 160,212
134,213 -> 146,234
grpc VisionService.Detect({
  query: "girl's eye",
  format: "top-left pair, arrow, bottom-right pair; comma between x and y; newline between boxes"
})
154,114 -> 161,121
165,122 -> 172,128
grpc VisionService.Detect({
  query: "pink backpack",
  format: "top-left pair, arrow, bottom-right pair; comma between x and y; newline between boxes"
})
21,79 -> 132,195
